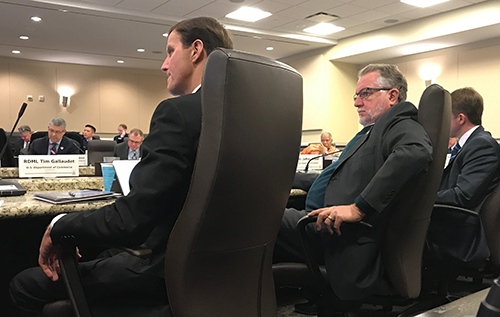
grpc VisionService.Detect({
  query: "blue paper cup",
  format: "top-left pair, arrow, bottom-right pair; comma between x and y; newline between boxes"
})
101,163 -> 115,192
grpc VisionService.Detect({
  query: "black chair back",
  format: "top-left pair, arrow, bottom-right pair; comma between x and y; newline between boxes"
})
165,48 -> 303,316
87,140 -> 116,166
381,83 -> 451,298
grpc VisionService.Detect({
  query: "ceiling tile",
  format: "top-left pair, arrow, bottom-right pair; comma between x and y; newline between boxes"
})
349,0 -> 398,10
296,0 -> 347,11
374,1 -> 417,15
324,3 -> 370,18
430,0 -> 477,12
250,0 -> 290,14
116,0 -> 170,12
349,21 -> 386,33
275,5 -> 317,19
349,8 -> 392,23
400,7 -> 440,20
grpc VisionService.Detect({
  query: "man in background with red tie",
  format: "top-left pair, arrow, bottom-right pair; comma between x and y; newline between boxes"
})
26,117 -> 81,155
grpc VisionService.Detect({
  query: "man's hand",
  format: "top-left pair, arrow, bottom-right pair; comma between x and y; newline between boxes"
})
318,144 -> 327,154
308,204 -> 365,236
38,225 -> 60,281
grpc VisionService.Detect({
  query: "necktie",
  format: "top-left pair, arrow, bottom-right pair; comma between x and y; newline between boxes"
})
449,143 -> 461,162
50,143 -> 58,155
305,125 -> 373,211
132,151 -> 137,160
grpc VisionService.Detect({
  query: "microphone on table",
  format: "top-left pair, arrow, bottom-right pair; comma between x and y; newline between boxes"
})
0,102 -> 28,163
303,149 -> 340,173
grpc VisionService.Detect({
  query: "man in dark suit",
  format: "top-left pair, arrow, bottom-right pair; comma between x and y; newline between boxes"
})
429,87 -> 500,263
12,125 -> 32,156
274,64 -> 433,303
113,128 -> 144,160
27,118 -> 81,155
81,124 -> 100,151
10,17 -> 233,315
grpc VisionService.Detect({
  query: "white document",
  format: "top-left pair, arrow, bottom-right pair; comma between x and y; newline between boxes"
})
113,159 -> 140,196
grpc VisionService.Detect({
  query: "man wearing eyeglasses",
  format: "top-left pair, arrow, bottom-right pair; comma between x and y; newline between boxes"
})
113,128 -> 144,160
27,117 -> 81,155
275,64 -> 433,307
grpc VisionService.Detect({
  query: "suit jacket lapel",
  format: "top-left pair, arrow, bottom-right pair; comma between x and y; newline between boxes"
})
331,131 -> 371,177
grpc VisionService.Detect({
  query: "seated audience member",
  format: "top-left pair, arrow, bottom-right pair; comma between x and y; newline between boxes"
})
81,124 -> 99,151
428,87 -> 500,263
273,64 -> 432,304
13,125 -> 32,156
27,117 -> 81,155
0,128 -> 16,167
114,123 -> 128,143
301,132 -> 336,156
10,16 -> 234,315
113,128 -> 144,160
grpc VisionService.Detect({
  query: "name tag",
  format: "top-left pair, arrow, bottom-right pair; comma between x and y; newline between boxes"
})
297,154 -> 323,171
19,155 -> 80,178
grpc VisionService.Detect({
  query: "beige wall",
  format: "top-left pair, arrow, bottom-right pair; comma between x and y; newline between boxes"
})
382,41 -> 500,138
0,57 -> 171,135
282,39 -> 500,144
281,50 -> 359,145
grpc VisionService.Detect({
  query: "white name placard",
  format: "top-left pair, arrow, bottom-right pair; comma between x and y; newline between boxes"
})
297,154 -> 323,172
19,155 -> 80,178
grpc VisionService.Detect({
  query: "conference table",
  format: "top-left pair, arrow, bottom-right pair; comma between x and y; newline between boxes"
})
0,166 -> 308,314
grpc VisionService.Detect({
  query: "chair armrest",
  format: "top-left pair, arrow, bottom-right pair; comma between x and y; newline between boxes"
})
296,215 -> 373,288
58,236 -> 92,317
433,204 -> 479,217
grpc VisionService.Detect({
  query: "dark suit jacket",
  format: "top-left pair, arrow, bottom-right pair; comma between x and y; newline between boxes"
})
51,90 -> 201,279
12,138 -> 26,156
430,126 -> 500,263
27,135 -> 81,155
113,142 -> 142,160
81,135 -> 100,151
322,102 -> 433,300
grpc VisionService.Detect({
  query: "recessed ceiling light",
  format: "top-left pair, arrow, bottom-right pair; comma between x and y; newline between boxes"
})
400,0 -> 449,8
117,60 -> 124,64
19,35 -> 29,40
137,48 -> 145,52
226,7 -> 272,22
266,47 -> 274,51
303,23 -> 345,35
162,32 -> 168,38
58,9 -> 68,13
31,16 -> 42,22
12,50 -> 21,54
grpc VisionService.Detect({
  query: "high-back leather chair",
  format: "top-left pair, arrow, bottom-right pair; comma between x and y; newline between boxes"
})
42,48 -> 303,317
87,140 -> 116,166
274,84 -> 451,314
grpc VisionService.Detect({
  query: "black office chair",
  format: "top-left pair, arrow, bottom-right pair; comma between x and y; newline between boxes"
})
87,140 -> 116,166
0,128 -> 16,167
423,181 -> 500,302
274,83 -> 452,316
42,48 -> 304,316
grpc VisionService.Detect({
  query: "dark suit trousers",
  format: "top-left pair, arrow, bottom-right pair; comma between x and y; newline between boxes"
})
10,250 -> 167,315
273,208 -> 325,264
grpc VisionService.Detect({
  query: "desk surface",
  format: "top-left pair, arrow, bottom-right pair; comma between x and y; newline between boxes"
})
0,192 -> 116,219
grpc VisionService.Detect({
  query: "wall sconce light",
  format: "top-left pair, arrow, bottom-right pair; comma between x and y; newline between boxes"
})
58,87 -> 74,107
419,64 -> 441,87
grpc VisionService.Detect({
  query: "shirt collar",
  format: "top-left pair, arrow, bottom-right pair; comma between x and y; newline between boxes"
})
192,85 -> 201,93
457,125 -> 479,147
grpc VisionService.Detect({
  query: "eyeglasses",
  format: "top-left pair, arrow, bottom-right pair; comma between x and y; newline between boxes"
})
353,87 -> 392,101
48,128 -> 65,135
128,139 -> 142,145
